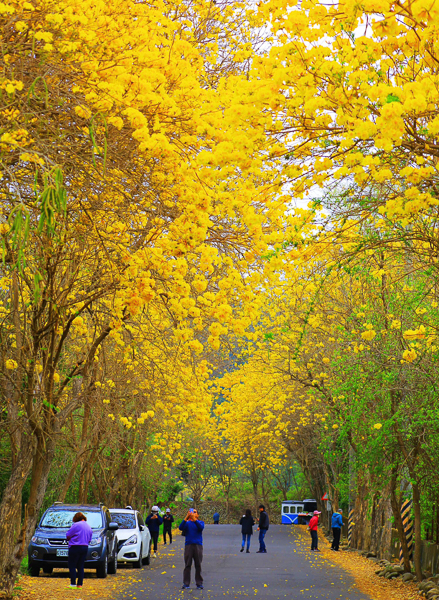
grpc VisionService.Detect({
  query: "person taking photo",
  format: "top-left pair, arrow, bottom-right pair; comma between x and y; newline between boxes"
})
308,510 -> 321,551
146,506 -> 163,558
179,508 -> 205,590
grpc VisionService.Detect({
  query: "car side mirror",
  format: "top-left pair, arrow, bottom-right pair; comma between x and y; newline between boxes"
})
139,525 -> 145,531
109,522 -> 119,531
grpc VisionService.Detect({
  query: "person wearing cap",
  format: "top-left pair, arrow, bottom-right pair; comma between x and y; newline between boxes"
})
179,508 -> 205,590
308,510 -> 321,551
331,508 -> 343,552
163,508 -> 174,545
146,506 -> 163,557
256,504 -> 269,554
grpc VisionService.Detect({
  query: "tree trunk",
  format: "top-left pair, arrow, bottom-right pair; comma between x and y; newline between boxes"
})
78,461 -> 88,504
125,452 -> 144,508
108,457 -> 128,507
0,423 -> 57,599
436,498 -> 439,545
0,436 -> 34,598
389,471 -> 411,572
351,478 -> 368,550
412,482 -> 423,581
381,493 -> 393,560
58,456 -> 81,503
93,469 -> 105,503
369,491 -> 392,559
252,478 -> 259,515
58,433 -> 92,503
80,459 -> 94,504
369,493 -> 380,556
261,476 -> 271,515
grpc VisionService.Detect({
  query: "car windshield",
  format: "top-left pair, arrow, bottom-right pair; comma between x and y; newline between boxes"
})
40,510 -> 103,529
109,512 -> 136,529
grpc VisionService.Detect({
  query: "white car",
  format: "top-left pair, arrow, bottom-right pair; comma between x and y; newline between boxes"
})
109,507 -> 151,567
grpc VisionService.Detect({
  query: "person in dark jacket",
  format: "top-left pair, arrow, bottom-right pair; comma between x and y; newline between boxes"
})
179,508 -> 205,590
331,508 -> 343,551
213,511 -> 220,524
239,509 -> 255,553
308,510 -> 321,551
163,508 -> 174,545
66,512 -> 92,589
256,505 -> 269,554
146,505 -> 163,557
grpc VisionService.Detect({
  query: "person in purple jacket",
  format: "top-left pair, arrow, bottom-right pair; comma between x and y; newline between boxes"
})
66,512 -> 92,589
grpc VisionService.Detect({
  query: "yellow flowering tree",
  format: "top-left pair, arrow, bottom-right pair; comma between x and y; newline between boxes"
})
0,0 -> 289,594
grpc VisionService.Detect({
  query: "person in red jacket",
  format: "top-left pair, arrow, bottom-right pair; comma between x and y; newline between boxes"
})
308,510 -> 321,551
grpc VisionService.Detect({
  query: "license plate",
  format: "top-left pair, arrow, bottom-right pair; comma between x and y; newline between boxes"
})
56,549 -> 68,557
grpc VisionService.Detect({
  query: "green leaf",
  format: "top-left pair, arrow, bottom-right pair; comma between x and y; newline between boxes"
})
385,93 -> 401,104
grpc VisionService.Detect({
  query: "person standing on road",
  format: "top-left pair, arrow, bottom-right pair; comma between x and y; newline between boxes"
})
308,510 -> 321,551
256,504 -> 269,554
179,508 -> 205,590
239,509 -> 255,553
146,506 -> 163,558
331,508 -> 343,552
163,508 -> 174,545
213,511 -> 220,524
66,512 -> 92,590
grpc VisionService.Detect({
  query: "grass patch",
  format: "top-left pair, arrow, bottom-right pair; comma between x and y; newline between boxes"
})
20,555 -> 28,575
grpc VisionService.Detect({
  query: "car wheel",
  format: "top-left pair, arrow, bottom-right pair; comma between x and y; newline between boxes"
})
43,566 -> 53,574
108,548 -> 118,575
133,545 -> 142,569
96,553 -> 108,578
142,548 -> 150,566
29,564 -> 40,577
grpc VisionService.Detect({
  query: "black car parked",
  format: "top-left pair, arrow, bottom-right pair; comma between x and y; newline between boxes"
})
28,503 -> 119,578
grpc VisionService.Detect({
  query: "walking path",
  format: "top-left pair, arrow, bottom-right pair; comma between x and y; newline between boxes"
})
115,525 -> 372,600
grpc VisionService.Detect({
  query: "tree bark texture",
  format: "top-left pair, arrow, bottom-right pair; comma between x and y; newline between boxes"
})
0,435 -> 34,598
389,471 -> 411,573
412,482 -> 423,581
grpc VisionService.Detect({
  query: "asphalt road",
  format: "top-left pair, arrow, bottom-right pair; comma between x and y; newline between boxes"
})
115,525 -> 371,600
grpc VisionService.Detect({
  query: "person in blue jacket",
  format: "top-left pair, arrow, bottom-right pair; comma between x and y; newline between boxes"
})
146,506 -> 163,557
331,508 -> 343,551
213,511 -> 220,524
179,508 -> 205,590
